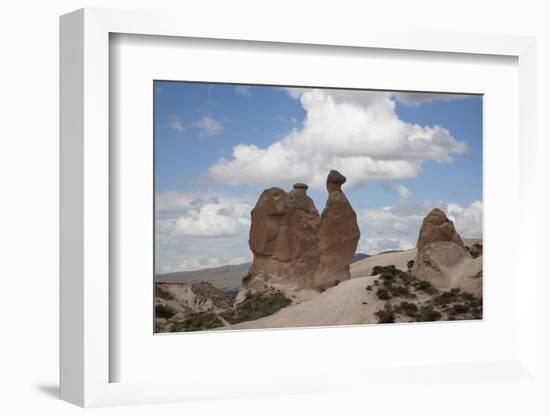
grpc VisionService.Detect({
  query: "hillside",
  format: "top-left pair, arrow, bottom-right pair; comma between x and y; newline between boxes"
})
155,262 -> 250,290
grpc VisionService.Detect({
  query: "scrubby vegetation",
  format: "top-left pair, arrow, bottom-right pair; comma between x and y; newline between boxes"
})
171,311 -> 224,332
155,303 -> 176,319
155,284 -> 174,300
370,264 -> 482,324
466,243 -> 483,259
374,303 -> 395,324
222,289 -> 292,324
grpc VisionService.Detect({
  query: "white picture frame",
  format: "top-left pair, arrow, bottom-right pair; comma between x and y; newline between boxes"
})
60,7 -> 538,408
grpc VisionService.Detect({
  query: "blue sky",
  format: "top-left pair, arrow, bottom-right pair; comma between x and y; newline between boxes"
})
154,82 -> 482,273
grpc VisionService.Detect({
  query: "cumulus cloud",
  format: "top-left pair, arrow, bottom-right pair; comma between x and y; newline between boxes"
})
155,192 -> 253,273
205,88 -> 467,189
235,85 -> 252,97
192,116 -> 223,138
357,199 -> 482,255
168,116 -> 184,135
174,202 -> 251,237
395,184 -> 412,201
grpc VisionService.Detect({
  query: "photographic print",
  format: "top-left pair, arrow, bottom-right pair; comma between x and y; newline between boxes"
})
154,82 -> 482,333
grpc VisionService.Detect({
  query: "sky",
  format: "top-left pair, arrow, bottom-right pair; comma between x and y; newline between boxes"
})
154,82 -> 483,274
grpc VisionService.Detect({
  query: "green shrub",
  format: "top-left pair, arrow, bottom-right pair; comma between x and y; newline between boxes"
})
171,311 -> 224,332
399,271 -> 412,284
222,290 -> 292,324
452,304 -> 470,314
376,288 -> 391,300
155,284 -> 174,300
433,289 -> 460,306
467,243 -> 483,258
389,284 -> 412,298
375,304 -> 395,324
371,265 -> 398,276
413,280 -> 438,295
407,259 -> 415,270
399,301 -> 419,317
155,303 -> 176,319
461,292 -> 476,302
416,305 -> 442,322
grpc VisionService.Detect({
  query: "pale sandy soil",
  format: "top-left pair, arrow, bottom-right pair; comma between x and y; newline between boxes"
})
225,241 -> 482,330
228,275 -> 382,330
350,250 -> 416,279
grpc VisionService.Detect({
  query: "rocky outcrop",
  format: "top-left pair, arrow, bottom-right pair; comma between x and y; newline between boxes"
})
315,170 -> 361,289
241,170 -> 360,297
247,184 -> 321,290
411,209 -> 479,295
415,208 -> 466,254
154,281 -> 233,332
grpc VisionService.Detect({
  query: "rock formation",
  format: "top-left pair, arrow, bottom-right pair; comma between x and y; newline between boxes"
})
315,170 -> 361,289
411,208 -> 476,293
240,170 -> 360,298
415,208 -> 466,254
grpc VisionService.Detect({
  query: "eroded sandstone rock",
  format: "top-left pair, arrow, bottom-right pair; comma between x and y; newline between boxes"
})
415,208 -> 466,254
315,170 -> 361,289
242,171 -> 361,296
411,208 -> 476,293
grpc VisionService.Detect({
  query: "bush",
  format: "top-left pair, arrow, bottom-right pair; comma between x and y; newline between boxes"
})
389,284 -> 413,298
433,289 -> 460,306
416,305 -> 442,322
366,285 -> 373,291
399,301 -> 418,317
222,290 -> 292,324
375,304 -> 395,324
171,311 -> 224,332
371,265 -> 398,276
413,280 -> 438,295
407,259 -> 415,270
467,243 -> 483,258
376,288 -> 391,300
155,284 -> 174,300
155,303 -> 176,319
452,303 -> 470,314
399,271 -> 412,284
461,291 -> 476,302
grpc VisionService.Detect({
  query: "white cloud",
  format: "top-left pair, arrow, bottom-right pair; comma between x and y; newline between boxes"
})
155,192 -> 253,273
174,202 -> 251,237
192,116 -> 223,138
446,200 -> 483,238
395,184 -> 412,201
357,198 -> 482,255
168,116 -> 184,135
235,85 -> 252,97
205,88 -> 467,189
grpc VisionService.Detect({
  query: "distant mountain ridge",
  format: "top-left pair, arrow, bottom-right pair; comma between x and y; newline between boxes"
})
155,263 -> 251,290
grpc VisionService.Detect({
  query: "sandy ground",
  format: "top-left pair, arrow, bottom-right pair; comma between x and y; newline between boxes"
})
350,249 -> 416,279
228,275 -> 383,329
225,242 -> 482,330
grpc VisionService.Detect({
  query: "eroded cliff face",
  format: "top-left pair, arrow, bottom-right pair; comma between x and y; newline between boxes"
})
240,170 -> 360,298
